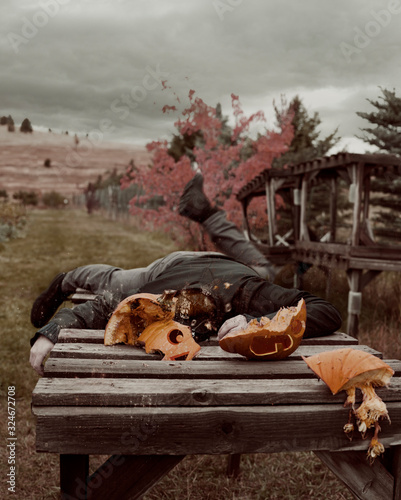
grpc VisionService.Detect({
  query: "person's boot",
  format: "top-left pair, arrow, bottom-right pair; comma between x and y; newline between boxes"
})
179,174 -> 218,223
30,273 -> 68,328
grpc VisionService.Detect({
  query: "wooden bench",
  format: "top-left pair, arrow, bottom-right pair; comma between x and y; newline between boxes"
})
31,329 -> 401,499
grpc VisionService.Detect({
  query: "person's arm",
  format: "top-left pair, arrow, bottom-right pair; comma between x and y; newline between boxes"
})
290,291 -> 343,338
29,291 -> 121,375
230,280 -> 343,339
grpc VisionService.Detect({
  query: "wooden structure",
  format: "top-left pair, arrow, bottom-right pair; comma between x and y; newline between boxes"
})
236,153 -> 401,337
31,328 -> 401,499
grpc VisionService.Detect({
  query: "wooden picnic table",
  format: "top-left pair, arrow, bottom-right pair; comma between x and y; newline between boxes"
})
32,329 -> 401,500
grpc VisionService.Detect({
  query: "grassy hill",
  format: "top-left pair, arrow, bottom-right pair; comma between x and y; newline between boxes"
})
0,126 -> 151,196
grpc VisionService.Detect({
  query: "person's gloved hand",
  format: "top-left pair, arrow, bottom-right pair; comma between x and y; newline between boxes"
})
218,315 -> 249,341
29,335 -> 55,376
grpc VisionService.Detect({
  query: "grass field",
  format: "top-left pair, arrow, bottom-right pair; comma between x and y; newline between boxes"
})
0,207 -> 398,499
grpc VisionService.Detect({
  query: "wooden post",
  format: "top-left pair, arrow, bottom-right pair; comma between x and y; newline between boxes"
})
299,176 -> 309,242
226,454 -> 241,478
362,171 -> 372,242
391,445 -> 401,500
363,172 -> 371,222
315,450 -> 394,500
351,163 -> 364,247
86,454 -> 185,500
60,454 -> 89,500
329,177 -> 337,243
241,198 -> 251,240
293,185 -> 301,241
265,179 -> 274,246
270,178 -> 278,237
346,269 -> 362,338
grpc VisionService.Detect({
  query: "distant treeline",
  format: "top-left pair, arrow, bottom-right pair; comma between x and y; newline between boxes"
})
1,114 -> 32,133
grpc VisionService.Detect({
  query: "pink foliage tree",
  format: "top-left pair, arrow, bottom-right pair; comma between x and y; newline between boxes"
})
122,91 -> 293,249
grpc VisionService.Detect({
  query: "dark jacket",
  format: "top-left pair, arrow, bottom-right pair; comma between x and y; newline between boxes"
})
31,254 -> 342,345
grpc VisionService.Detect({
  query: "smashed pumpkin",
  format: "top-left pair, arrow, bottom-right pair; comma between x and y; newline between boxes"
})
104,291 -> 201,361
303,348 -> 394,461
219,298 -> 306,360
104,293 -> 174,346
137,319 -> 201,361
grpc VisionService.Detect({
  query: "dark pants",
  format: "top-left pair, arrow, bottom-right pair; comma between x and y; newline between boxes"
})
61,211 -> 276,295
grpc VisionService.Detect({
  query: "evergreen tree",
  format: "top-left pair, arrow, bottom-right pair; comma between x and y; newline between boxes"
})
356,87 -> 401,243
20,118 -> 33,133
356,87 -> 401,156
272,96 -> 345,242
273,95 -> 340,167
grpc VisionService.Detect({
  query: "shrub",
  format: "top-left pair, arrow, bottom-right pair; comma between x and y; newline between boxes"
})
42,191 -> 66,208
123,91 -> 293,248
13,190 -> 39,206
7,115 -> 15,132
44,158 -> 51,168
0,200 -> 27,242
0,189 -> 8,199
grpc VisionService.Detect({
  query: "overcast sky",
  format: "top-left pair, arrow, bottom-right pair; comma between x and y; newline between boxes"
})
1,0 -> 400,153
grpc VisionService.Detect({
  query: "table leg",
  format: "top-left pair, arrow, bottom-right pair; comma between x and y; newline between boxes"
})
391,445 -> 401,500
86,454 -> 185,500
60,454 -> 89,500
226,454 -> 241,478
315,450 -> 393,500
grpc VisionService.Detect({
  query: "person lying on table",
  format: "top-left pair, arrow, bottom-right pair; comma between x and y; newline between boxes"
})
29,175 -> 342,375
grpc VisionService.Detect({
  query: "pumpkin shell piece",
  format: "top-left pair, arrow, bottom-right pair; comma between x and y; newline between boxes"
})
137,319 -> 201,361
303,347 -> 394,462
219,298 -> 306,360
302,348 -> 394,394
104,293 -> 175,346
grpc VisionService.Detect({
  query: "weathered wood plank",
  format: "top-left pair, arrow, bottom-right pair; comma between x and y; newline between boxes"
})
32,377 -> 401,407
305,331 -> 358,345
315,450 -> 394,500
350,245 -> 401,261
43,357 -> 315,379
295,240 -> 351,256
43,357 -> 401,380
32,403 -> 401,455
348,258 -> 401,272
49,343 -> 380,362
57,329 -> 358,346
58,329 -> 223,345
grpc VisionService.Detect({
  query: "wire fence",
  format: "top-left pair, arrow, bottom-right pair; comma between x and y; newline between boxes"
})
73,184 -> 163,220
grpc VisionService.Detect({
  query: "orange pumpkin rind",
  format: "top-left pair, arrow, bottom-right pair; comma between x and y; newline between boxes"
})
219,298 -> 306,360
137,319 -> 201,361
104,292 -> 201,361
303,348 -> 394,462
104,293 -> 175,346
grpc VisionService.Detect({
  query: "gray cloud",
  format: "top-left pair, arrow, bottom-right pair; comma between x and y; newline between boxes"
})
1,0 -> 400,150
